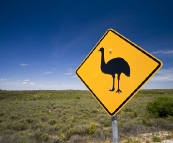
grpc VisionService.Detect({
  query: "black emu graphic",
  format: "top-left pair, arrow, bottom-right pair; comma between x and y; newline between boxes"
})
98,47 -> 130,93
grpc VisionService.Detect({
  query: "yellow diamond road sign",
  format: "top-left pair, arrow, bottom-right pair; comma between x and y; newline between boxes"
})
76,29 -> 162,116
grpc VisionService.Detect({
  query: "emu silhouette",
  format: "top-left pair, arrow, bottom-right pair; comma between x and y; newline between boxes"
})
99,47 -> 130,93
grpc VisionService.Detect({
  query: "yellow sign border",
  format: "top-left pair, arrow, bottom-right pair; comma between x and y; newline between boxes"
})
76,28 -> 162,116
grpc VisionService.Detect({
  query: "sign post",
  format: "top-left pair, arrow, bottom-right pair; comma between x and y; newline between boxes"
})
112,115 -> 118,143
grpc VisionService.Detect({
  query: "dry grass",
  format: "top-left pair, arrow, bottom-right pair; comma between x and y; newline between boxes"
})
0,89 -> 173,143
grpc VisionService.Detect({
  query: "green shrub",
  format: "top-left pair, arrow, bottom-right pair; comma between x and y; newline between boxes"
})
26,118 -> 35,124
134,112 -> 137,117
10,115 -> 19,120
48,119 -> 56,125
34,130 -> 43,140
0,111 -> 5,116
152,136 -> 161,142
124,108 -> 132,112
133,140 -> 140,143
75,96 -> 80,99
147,97 -> 173,117
87,122 -> 97,134
10,122 -> 28,131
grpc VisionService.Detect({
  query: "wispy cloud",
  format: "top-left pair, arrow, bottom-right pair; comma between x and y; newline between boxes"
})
20,63 -> 29,66
71,75 -> 77,78
30,82 -> 36,85
0,78 -> 6,81
22,79 -> 30,84
151,50 -> 173,55
64,68 -> 75,76
41,71 -> 52,75
152,68 -> 173,81
64,72 -> 73,75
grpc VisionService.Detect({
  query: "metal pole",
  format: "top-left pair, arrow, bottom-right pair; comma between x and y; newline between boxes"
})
112,115 -> 118,143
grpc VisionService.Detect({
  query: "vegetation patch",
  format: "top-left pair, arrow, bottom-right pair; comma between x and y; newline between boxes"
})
147,96 -> 173,117
0,89 -> 173,143
87,122 -> 97,134
152,136 -> 161,142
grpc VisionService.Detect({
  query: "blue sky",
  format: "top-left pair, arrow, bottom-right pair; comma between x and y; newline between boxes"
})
0,0 -> 173,90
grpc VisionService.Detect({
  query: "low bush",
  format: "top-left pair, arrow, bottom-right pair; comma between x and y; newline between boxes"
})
124,108 -> 132,112
48,119 -> 56,125
33,130 -> 49,142
152,136 -> 161,142
87,122 -> 97,135
147,97 -> 173,117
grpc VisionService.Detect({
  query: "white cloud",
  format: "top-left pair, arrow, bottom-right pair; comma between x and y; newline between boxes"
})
64,72 -> 73,75
151,50 -> 173,55
0,78 -> 6,81
24,79 -> 29,82
30,83 -> 36,85
64,68 -> 74,76
20,63 -> 29,66
41,71 -> 52,75
151,68 -> 173,81
0,80 -> 87,90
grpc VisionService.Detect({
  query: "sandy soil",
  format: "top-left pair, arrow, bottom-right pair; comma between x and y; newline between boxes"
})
120,131 -> 173,143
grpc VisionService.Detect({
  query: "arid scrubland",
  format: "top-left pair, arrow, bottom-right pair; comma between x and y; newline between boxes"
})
0,90 -> 173,143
